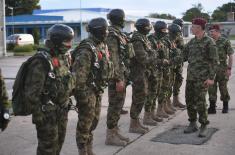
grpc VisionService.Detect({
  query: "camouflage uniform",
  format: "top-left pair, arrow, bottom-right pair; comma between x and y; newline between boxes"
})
168,33 -> 184,99
173,32 -> 184,96
25,48 -> 75,155
150,34 -> 171,105
163,35 -> 180,100
146,34 -> 165,113
183,34 -> 218,125
73,37 -> 112,147
130,31 -> 154,119
106,25 -> 130,129
0,68 -> 11,131
0,68 -> 11,109
208,37 -> 234,102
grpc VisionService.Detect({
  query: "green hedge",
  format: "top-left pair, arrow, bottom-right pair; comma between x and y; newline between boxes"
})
229,35 -> 235,40
7,43 -> 16,51
13,44 -> 34,53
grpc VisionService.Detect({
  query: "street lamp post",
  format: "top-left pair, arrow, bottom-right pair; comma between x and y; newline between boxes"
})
8,6 -> 14,34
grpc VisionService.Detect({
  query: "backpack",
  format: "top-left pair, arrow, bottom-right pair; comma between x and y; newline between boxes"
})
12,51 -> 53,116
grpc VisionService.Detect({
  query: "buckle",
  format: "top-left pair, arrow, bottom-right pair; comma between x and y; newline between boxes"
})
41,101 -> 55,112
41,105 -> 46,112
94,62 -> 100,69
47,100 -> 55,106
48,72 -> 56,79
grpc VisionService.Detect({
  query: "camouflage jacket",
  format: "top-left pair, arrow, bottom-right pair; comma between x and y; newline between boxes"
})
24,48 -> 75,114
0,69 -> 11,109
72,37 -> 113,93
107,26 -> 134,81
148,33 -> 170,61
174,32 -> 185,51
183,33 -> 219,81
168,33 -> 184,66
130,31 -> 156,72
214,36 -> 234,70
148,33 -> 181,70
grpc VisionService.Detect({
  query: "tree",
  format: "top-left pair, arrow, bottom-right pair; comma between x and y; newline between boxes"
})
148,13 -> 176,20
32,28 -> 40,45
5,0 -> 41,16
182,3 -> 210,22
212,2 -> 235,22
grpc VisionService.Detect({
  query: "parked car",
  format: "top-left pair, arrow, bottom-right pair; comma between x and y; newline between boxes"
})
6,34 -> 34,46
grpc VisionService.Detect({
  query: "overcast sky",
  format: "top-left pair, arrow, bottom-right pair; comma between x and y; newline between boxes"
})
39,0 -> 233,17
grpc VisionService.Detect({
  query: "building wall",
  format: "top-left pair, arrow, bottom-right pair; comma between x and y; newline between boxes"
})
221,24 -> 235,35
79,21 -> 136,42
210,22 -> 235,36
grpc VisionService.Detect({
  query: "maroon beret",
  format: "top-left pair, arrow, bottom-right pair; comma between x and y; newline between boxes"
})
209,24 -> 220,31
192,18 -> 207,28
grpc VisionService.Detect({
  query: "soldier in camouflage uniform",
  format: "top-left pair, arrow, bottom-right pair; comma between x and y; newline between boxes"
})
72,18 -> 113,155
105,9 -> 132,146
129,18 -> 157,134
149,21 -> 176,118
168,23 -> 185,107
24,24 -> 75,155
0,68 -> 11,131
148,21 -> 168,118
144,25 -> 176,124
208,24 -> 234,114
161,24 -> 184,115
183,18 -> 219,137
172,19 -> 186,108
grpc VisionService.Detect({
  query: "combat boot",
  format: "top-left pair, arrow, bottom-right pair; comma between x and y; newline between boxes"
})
167,98 -> 177,112
138,120 -> 149,131
156,103 -> 169,118
163,100 -> 175,115
198,124 -> 207,137
87,141 -> 95,155
105,128 -> 127,146
129,118 -> 148,134
173,96 -> 186,108
151,111 -> 163,122
222,101 -> 228,113
78,143 -> 88,155
143,112 -> 157,126
184,122 -> 198,134
121,109 -> 128,114
114,126 -> 130,143
208,101 -> 216,114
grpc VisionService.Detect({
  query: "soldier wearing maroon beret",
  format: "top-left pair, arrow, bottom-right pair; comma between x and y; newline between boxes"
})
208,24 -> 234,114
183,18 -> 219,137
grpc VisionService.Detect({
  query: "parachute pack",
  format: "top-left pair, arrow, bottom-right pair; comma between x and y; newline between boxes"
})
12,51 -> 53,116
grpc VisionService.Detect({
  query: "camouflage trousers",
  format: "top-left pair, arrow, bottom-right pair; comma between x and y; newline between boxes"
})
145,71 -> 162,112
76,88 -> 102,146
167,68 -> 176,98
130,71 -> 148,119
173,64 -> 183,96
158,68 -> 172,104
185,80 -> 209,125
106,80 -> 126,129
35,105 -> 68,155
208,69 -> 230,102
